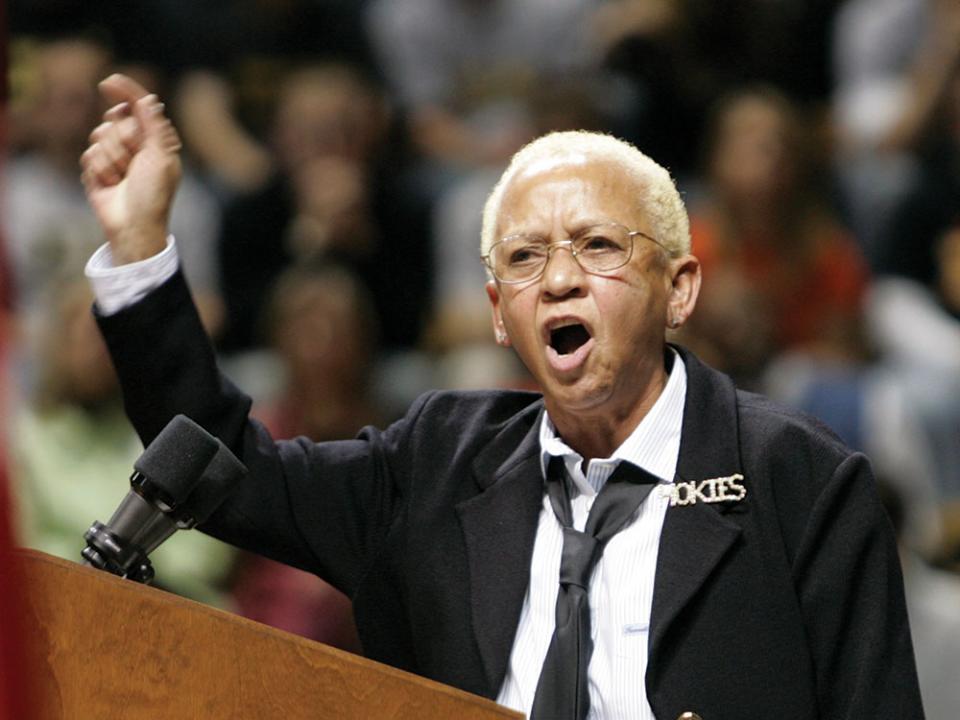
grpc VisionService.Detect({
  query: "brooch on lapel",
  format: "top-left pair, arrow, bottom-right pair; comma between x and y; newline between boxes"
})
666,474 -> 747,507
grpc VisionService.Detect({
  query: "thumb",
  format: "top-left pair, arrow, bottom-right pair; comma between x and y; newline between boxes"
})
99,73 -> 151,107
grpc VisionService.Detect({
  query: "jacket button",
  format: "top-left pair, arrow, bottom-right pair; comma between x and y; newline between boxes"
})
677,714 -> 703,720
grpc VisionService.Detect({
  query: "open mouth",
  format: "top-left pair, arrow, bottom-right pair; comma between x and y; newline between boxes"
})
550,323 -> 591,356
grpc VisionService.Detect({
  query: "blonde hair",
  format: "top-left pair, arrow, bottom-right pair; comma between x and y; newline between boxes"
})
480,131 -> 690,263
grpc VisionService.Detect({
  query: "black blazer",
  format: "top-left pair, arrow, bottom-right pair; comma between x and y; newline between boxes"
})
98,271 -> 924,720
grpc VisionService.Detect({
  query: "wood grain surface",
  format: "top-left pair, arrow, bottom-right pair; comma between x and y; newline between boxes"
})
16,549 -> 523,720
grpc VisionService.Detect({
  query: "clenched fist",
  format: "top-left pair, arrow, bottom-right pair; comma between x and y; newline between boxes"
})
81,74 -> 183,264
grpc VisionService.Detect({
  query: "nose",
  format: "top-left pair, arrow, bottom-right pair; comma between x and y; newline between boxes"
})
540,241 -> 586,298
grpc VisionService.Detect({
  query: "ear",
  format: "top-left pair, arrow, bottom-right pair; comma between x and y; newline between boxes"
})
486,280 -> 511,346
665,254 -> 701,330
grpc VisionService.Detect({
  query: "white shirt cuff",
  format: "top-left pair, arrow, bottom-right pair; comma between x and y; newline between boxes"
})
85,235 -> 179,315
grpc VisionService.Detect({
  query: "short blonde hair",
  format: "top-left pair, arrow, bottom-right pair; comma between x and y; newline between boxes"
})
480,131 -> 690,262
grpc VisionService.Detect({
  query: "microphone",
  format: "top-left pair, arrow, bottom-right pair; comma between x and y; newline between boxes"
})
82,414 -> 247,583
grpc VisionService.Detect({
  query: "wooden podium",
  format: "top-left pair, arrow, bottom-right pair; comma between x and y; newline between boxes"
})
16,550 -> 523,719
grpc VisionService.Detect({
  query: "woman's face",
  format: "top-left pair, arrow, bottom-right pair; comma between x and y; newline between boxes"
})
710,96 -> 797,206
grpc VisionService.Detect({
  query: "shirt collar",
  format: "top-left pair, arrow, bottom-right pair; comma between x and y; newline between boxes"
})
539,348 -> 687,496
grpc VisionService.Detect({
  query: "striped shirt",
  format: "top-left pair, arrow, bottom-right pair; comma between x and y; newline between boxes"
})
496,351 -> 686,719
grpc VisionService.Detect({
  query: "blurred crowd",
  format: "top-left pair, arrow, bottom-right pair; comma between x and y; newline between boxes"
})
2,0 -> 959,715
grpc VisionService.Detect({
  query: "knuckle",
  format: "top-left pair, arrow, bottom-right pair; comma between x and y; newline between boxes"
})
80,143 -> 100,165
91,153 -> 112,174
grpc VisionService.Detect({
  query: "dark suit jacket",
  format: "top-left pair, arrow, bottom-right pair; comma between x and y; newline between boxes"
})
98,271 -> 924,720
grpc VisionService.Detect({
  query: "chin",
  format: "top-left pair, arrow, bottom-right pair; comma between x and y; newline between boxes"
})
543,376 -> 613,415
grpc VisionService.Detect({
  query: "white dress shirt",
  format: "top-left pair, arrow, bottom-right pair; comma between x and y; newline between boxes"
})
496,353 -> 686,720
85,240 -> 687,718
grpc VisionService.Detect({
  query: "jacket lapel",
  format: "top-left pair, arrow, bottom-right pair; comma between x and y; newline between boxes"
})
456,402 -> 545,697
649,347 -> 744,660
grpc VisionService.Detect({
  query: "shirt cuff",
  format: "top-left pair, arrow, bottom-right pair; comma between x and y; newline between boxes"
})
85,235 -> 179,315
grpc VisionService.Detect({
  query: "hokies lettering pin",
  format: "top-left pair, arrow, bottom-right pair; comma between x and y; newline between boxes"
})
667,474 -> 747,507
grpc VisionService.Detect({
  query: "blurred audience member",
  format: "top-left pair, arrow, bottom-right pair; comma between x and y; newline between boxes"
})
365,0 -> 597,171
216,63 -> 428,354
595,0 -> 842,181
680,91 -> 948,549
174,70 -> 274,198
832,0 -> 960,263
10,282 -> 235,606
4,37 -> 225,359
592,0 -> 709,181
229,264 -> 376,651
679,87 -> 869,386
879,67 -> 960,297
866,247 -> 960,524
5,36 -> 111,319
864,60 -> 960,535
255,264 -> 380,440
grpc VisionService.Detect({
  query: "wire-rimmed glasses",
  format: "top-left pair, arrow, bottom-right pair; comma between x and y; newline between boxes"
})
482,222 -> 664,284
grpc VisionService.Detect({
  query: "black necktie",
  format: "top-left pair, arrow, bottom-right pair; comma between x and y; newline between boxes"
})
530,457 -> 659,720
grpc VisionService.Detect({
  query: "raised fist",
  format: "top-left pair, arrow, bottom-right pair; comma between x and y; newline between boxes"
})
80,74 -> 183,264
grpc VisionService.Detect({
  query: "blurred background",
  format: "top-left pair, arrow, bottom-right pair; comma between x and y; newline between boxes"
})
1,1 -> 959,716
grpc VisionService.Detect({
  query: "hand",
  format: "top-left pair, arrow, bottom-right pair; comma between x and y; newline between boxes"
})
287,156 -> 375,259
81,74 -> 183,264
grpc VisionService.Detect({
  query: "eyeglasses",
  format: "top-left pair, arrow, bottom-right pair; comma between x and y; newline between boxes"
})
482,222 -> 664,284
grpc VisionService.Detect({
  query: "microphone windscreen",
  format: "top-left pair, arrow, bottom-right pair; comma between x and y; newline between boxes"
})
134,415 -> 220,502
185,441 -> 247,525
